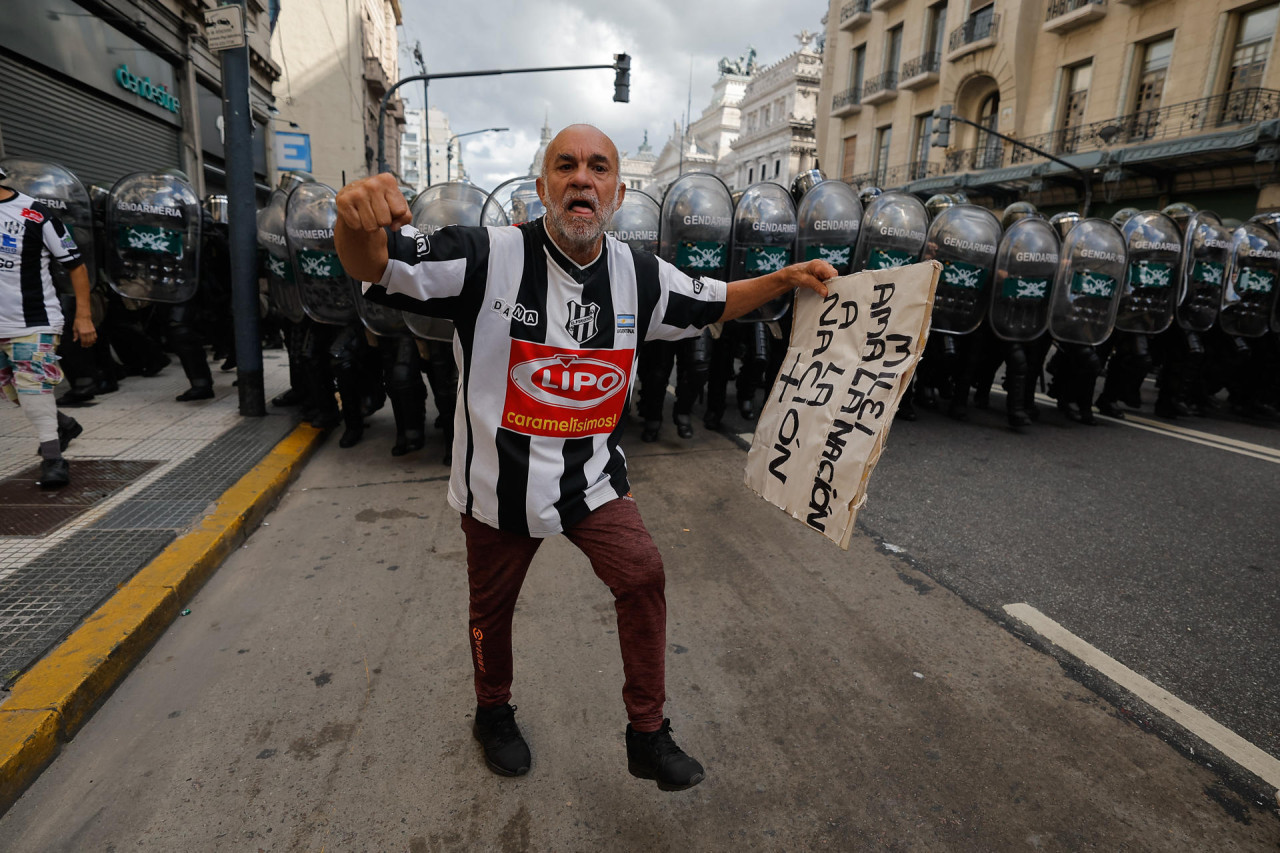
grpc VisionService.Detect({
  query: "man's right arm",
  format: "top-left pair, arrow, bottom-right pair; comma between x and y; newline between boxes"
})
334,173 -> 412,282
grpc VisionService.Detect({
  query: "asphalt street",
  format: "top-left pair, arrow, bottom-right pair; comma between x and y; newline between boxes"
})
0,391 -> 1277,850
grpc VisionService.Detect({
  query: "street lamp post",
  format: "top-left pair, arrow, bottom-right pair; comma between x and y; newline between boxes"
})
447,127 -> 509,183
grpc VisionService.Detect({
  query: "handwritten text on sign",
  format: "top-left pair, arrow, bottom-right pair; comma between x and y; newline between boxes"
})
744,262 -> 940,549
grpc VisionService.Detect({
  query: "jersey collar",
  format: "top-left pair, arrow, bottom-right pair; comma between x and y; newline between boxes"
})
539,217 -> 607,282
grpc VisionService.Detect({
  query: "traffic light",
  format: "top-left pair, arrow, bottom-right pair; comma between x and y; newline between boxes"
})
613,53 -> 630,103
931,105 -> 952,148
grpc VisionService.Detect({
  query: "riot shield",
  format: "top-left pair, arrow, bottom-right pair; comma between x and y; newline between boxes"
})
658,171 -> 733,281
285,182 -> 356,326
1001,201 -> 1039,231
989,217 -> 1061,342
1220,222 -> 1280,338
1177,211 -> 1230,332
1047,218 -> 1127,346
729,182 -> 796,322
924,193 -> 956,221
795,179 -> 861,276
922,204 -> 1002,334
103,170 -> 201,303
479,175 -> 542,227
1250,210 -> 1280,239
1115,211 -> 1182,334
852,191 -> 929,272
604,189 -> 661,254
403,181 -> 492,342
0,158 -> 96,292
257,185 -> 304,323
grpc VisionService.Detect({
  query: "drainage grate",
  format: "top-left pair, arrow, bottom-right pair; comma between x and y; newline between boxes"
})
0,460 -> 161,536
1,412 -> 300,687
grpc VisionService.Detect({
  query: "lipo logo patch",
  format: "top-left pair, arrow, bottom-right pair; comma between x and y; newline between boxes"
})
503,340 -> 632,437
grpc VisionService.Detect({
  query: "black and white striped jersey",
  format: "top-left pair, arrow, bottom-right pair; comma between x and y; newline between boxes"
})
0,190 -> 82,337
363,217 -> 726,537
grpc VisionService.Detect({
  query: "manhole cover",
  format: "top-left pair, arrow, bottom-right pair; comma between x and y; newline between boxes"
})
0,460 -> 161,536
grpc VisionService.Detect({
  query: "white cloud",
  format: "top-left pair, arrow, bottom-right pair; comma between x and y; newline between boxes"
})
397,0 -> 828,190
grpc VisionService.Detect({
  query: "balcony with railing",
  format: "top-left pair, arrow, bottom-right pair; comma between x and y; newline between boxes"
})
838,0 -> 872,30
900,52 -> 942,90
1044,0 -> 1107,34
948,12 -> 999,60
881,161 -> 941,187
870,0 -> 905,10
944,146 -> 1006,173
831,86 -> 863,117
1008,87 -> 1280,163
862,70 -> 899,106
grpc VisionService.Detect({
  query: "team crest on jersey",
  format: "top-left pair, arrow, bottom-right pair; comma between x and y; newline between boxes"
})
414,230 -> 431,260
692,278 -> 705,295
565,299 -> 600,343
20,208 -> 44,224
503,340 -> 632,438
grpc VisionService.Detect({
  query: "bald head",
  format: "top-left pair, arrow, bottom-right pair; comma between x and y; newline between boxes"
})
542,124 -> 618,179
536,123 -> 626,264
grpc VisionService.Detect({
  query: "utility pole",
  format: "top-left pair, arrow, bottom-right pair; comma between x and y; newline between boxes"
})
209,0 -> 264,415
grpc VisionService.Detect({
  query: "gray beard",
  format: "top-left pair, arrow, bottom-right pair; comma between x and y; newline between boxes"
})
546,193 -> 621,252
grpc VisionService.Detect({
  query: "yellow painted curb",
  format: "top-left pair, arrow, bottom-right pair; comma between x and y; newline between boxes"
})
0,421 -> 324,814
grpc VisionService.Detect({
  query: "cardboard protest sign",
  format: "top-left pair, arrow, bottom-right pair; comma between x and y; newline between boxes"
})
744,261 -> 940,549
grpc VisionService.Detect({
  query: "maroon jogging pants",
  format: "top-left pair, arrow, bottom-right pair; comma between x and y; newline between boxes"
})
460,496 -> 667,732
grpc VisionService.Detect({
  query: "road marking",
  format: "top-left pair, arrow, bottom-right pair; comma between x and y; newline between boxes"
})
1003,603 -> 1280,791
999,388 -> 1280,465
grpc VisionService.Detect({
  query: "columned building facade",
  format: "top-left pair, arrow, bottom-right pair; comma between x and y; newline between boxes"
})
816,0 -> 1280,218
727,40 -> 823,189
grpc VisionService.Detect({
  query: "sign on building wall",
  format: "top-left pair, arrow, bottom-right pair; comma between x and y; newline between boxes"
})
274,132 -> 313,172
744,262 -> 940,549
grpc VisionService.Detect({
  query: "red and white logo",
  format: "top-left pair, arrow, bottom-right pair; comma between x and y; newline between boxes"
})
503,340 -> 633,438
20,208 -> 44,224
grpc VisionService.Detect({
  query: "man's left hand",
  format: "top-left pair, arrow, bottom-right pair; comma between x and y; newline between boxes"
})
73,316 -> 96,347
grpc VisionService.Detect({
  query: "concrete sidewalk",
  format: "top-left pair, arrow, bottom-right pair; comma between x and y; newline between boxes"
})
0,348 -> 325,810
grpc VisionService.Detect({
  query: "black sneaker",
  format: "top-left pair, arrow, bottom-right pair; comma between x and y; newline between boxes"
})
626,719 -> 705,791
38,458 -> 70,489
473,703 -> 530,777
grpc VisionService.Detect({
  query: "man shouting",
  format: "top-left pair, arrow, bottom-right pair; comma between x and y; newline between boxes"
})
335,124 -> 835,791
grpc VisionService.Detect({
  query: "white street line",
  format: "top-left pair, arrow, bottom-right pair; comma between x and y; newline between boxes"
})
1120,412 -> 1280,459
1004,602 -> 1280,791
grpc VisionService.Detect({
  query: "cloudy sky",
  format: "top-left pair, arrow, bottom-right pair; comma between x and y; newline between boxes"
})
395,0 -> 829,190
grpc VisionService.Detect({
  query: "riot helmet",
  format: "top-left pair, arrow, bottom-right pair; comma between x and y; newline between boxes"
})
1220,222 -> 1280,338
922,203 -> 1002,334
1177,210 -> 1230,332
1049,210 -> 1081,241
1115,211 -> 1182,334
1109,207 -> 1139,228
729,182 -> 796,322
858,186 -> 883,207
0,158 -> 97,291
604,189 -> 661,254
989,217 -> 1061,342
104,170 -> 201,303
1001,201 -> 1039,231
1161,201 -> 1197,235
1248,210 -> 1280,239
790,169 -> 825,204
924,193 -> 956,221
203,194 -> 230,226
1047,218 -> 1127,346
658,171 -> 733,280
852,191 -> 929,272
480,175 -> 543,226
278,170 -> 314,194
285,182 -> 356,326
795,179 -> 862,276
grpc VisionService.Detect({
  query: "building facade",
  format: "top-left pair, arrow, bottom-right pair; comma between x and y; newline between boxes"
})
0,0 -> 279,196
727,39 -> 823,189
620,132 -> 658,197
650,69 -> 752,194
271,0 -> 404,189
816,0 -> 1280,217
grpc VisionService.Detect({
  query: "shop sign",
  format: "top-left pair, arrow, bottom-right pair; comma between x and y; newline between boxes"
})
114,65 -> 181,113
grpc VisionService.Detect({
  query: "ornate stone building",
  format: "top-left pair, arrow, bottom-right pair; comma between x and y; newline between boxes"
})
727,34 -> 823,189
816,0 -> 1280,217
650,62 -> 753,195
